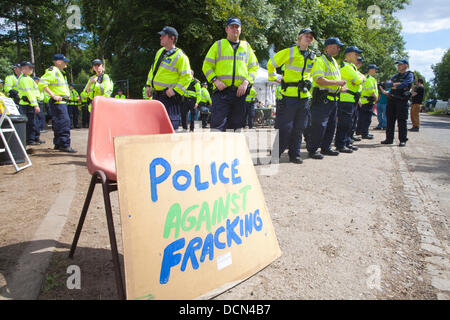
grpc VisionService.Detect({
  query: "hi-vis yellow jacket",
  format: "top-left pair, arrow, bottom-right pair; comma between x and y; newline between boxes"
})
267,46 -> 315,99
38,66 -> 70,104
18,74 -> 40,107
310,54 -> 342,99
202,39 -> 259,89
146,47 -> 192,96
339,61 -> 365,103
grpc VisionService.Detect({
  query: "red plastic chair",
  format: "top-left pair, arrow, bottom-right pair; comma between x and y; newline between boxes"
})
69,96 -> 174,299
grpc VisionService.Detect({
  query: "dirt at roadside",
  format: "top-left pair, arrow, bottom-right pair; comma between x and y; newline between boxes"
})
0,124 -> 442,300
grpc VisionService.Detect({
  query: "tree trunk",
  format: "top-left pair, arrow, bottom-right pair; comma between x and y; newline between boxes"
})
15,9 -> 21,60
26,23 -> 35,76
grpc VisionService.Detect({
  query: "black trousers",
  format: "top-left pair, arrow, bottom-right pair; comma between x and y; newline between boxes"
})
210,87 -> 246,131
385,97 -> 409,143
153,91 -> 182,130
181,97 -> 196,131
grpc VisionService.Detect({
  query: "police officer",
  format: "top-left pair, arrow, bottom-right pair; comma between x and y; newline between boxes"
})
84,59 -> 114,113
306,37 -> 347,159
334,46 -> 365,153
115,89 -> 126,99
39,53 -> 76,153
244,87 -> 257,129
199,82 -> 212,128
80,89 -> 89,128
357,64 -> 379,139
68,83 -> 81,128
4,64 -> 22,104
381,59 -> 414,147
146,26 -> 192,130
142,86 -> 152,99
181,70 -> 201,131
202,17 -> 259,131
267,28 -> 316,163
349,56 -> 364,144
17,61 -> 43,146
33,77 -> 46,132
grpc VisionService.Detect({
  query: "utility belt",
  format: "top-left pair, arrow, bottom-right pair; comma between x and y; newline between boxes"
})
153,89 -> 182,104
213,84 -> 252,96
281,80 -> 312,92
361,96 -> 376,104
389,91 -> 411,101
344,90 -> 361,103
184,95 -> 197,102
312,87 -> 340,105
49,97 -> 70,104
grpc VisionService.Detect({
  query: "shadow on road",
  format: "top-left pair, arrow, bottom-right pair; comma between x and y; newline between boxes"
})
0,240 -> 122,300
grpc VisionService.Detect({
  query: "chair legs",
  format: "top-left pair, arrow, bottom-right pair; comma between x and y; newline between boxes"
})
69,170 -> 126,300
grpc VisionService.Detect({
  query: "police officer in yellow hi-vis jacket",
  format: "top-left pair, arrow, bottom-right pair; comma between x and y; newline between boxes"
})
146,26 -> 193,130
334,46 -> 366,153
4,64 -> 21,104
181,70 -> 201,131
84,59 -> 114,113
115,89 -> 126,99
202,17 -> 259,131
306,37 -> 347,160
17,61 -> 43,146
68,83 -> 81,128
357,64 -> 379,138
268,28 -> 316,164
39,54 -> 76,153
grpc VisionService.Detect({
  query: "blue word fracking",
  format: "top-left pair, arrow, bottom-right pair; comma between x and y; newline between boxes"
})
148,157 -> 264,284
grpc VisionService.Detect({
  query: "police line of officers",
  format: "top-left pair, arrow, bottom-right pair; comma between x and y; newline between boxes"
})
142,18 -> 413,164
2,17 -> 414,161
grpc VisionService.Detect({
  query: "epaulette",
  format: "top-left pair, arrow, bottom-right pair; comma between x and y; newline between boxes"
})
47,66 -> 54,71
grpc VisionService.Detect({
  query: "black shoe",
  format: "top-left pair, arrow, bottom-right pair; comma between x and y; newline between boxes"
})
309,151 -> 324,160
352,136 -> 362,142
399,142 -> 406,147
347,145 -> 359,151
381,127 -> 386,130
59,147 -> 77,153
408,127 -> 419,132
54,145 -> 60,150
337,147 -> 353,153
373,127 -> 382,130
28,141 -> 40,146
380,140 -> 393,145
361,134 -> 374,139
289,156 -> 303,164
321,149 -> 339,156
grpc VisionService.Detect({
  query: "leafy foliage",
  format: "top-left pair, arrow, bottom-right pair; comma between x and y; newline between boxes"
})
1,0 -> 410,97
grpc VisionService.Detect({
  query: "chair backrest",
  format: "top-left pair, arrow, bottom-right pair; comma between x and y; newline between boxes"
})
87,96 -> 174,180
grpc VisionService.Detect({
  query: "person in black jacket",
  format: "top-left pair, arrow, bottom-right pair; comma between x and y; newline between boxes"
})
409,78 -> 425,132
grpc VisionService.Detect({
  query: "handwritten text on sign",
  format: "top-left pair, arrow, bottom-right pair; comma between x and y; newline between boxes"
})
149,157 -> 264,284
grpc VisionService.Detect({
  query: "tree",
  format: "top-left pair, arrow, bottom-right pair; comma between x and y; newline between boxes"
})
432,49 -> 450,100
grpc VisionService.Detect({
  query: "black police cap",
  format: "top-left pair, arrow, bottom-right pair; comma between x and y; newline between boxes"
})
20,61 -> 34,68
92,59 -> 103,66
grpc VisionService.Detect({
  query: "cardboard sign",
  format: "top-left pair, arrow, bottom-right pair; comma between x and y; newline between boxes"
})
0,97 -> 20,115
114,132 -> 281,300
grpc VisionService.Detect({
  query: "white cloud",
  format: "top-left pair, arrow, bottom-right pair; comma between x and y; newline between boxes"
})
407,48 -> 446,80
395,0 -> 450,33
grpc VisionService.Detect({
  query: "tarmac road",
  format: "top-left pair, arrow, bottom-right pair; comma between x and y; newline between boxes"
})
0,113 -> 448,300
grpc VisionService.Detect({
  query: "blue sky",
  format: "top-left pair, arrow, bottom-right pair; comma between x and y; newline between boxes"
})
394,0 -> 450,81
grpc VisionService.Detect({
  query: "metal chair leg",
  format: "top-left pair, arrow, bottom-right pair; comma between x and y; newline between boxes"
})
98,171 -> 126,300
69,173 -> 98,258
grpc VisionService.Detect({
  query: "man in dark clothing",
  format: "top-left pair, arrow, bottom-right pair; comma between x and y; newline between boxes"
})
381,59 -> 414,147
409,78 -> 425,132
